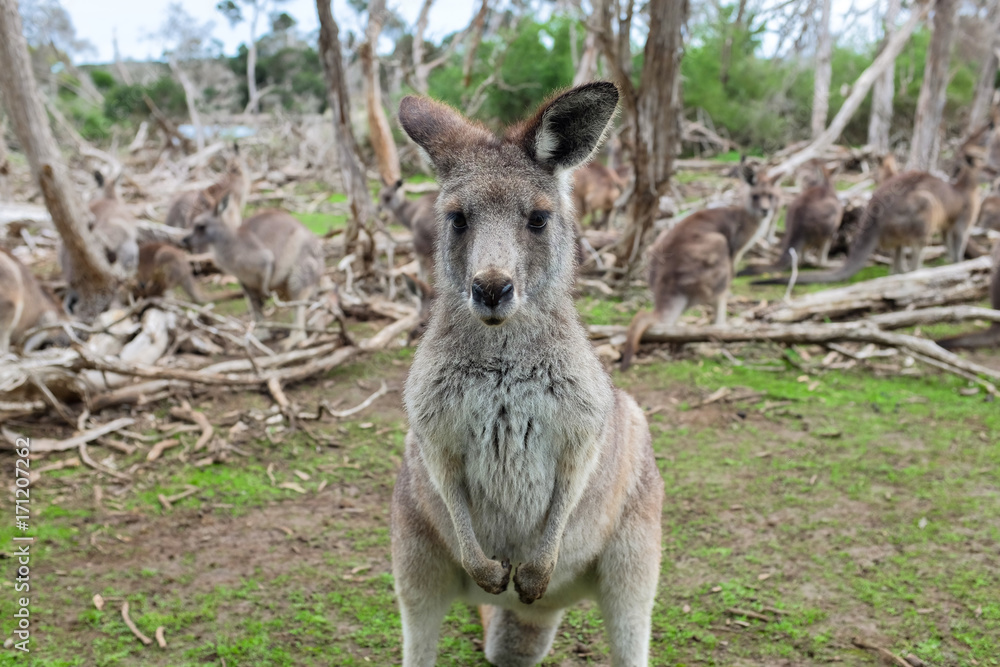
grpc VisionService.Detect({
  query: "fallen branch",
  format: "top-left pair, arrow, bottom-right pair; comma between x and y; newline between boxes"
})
865,305 -> 1000,330
79,442 -> 131,482
850,637 -> 911,667
3,418 -> 135,453
323,381 -> 388,419
121,601 -> 153,646
146,439 -> 181,462
169,402 -> 214,451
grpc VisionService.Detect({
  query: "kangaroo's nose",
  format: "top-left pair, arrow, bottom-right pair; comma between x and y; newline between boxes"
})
471,276 -> 514,309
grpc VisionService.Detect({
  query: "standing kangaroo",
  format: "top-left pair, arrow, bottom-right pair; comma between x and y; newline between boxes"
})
166,146 -> 250,251
0,248 -> 67,355
936,242 -> 1000,349
182,195 -> 323,348
572,161 -> 624,229
977,181 -> 1000,232
620,162 -> 780,371
133,243 -> 204,303
377,179 -> 439,282
392,82 -> 664,667
739,160 -> 842,276
755,137 -> 986,286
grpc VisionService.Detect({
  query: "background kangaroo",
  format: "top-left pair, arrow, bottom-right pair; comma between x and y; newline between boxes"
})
620,162 -> 780,371
377,179 -> 438,282
133,243 -> 204,303
392,82 -> 664,667
739,159 -> 842,276
0,248 -> 67,354
572,160 -> 624,229
977,181 -> 1000,232
756,136 -> 986,286
182,194 -> 323,348
166,146 -> 250,251
936,242 -> 1000,349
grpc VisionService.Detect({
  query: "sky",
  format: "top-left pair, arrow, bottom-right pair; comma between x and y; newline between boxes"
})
58,0 -> 879,65
61,0 -> 477,64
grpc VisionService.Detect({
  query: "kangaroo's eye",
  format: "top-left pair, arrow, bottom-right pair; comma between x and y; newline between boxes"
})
194,224 -> 206,234
528,210 -> 550,231
448,211 -> 468,232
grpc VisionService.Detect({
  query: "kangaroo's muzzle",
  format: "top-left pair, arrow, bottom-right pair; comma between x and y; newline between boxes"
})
469,271 -> 516,325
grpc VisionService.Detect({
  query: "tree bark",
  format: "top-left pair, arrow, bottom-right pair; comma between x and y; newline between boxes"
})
968,1 -> 1000,133
908,0 -> 957,170
167,56 -> 205,154
245,0 -> 261,114
811,0 -> 834,138
411,0 -> 435,95
868,0 -> 901,153
769,0 -> 932,180
719,0 -> 747,86
316,0 -> 376,262
360,0 -> 400,185
0,0 -> 116,319
597,0 -> 687,275
573,11 -> 601,86
462,0 -> 489,88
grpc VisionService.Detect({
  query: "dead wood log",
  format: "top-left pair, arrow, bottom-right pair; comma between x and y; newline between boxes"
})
0,417 -> 134,453
865,305 -> 1000,329
756,256 -> 993,323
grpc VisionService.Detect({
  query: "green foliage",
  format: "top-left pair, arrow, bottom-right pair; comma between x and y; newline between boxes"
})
102,76 -> 187,122
89,69 -> 116,90
227,44 -> 326,112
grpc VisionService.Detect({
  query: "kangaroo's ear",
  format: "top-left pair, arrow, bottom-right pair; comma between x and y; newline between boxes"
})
398,96 -> 490,176
515,81 -> 619,173
394,178 -> 404,189
94,170 -> 105,188
738,157 -> 758,186
215,193 -> 230,217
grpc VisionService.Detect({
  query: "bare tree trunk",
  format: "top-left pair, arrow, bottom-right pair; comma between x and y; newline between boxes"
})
316,0 -> 376,263
360,0 -> 400,185
868,0 -> 901,152
0,0 -> 115,318
167,57 -> 205,153
245,1 -> 262,114
908,0 -> 957,170
598,0 -> 687,275
462,0 -> 489,88
770,1 -> 933,180
719,0 -> 747,85
968,1 -> 1000,133
411,0 -> 435,95
811,0 -> 834,138
572,14 -> 600,86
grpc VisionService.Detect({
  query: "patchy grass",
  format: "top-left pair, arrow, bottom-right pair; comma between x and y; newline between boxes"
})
3,306 -> 998,665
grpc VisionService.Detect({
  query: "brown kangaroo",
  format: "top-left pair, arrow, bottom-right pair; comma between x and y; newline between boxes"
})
0,248 -> 67,354
392,82 -> 664,666
377,179 -> 438,282
740,159 -> 843,276
977,181 -> 1000,232
620,161 -> 780,371
133,243 -> 205,303
756,137 -> 987,285
572,161 -> 624,229
937,242 -> 1000,349
166,146 -> 250,251
181,195 -> 323,348
876,153 -> 899,184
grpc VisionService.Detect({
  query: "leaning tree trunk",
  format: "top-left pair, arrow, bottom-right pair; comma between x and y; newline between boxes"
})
908,0 -> 957,170
968,0 -> 1000,133
598,0 -> 687,275
245,2 -> 261,114
359,0 -> 400,185
462,0 -> 489,88
316,0 -> 376,264
0,0 -> 116,318
167,56 -> 205,154
868,0 -> 901,153
811,0 -> 834,138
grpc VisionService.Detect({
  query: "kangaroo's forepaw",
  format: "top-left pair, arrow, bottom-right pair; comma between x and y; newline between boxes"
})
467,557 -> 511,595
513,560 -> 553,604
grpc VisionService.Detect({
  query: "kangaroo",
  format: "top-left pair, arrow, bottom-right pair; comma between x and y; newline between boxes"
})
402,273 -> 434,344
182,195 -> 323,348
876,153 -> 899,184
755,138 -> 987,286
377,179 -> 438,282
572,161 -> 624,229
392,83 -> 664,666
937,242 -> 1000,349
620,161 -> 780,371
0,248 -> 68,355
739,160 -> 843,276
133,243 -> 205,303
977,181 -> 1000,232
166,146 -> 250,251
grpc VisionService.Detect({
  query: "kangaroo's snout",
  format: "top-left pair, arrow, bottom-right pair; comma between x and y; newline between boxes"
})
181,234 -> 194,251
469,271 -> 515,324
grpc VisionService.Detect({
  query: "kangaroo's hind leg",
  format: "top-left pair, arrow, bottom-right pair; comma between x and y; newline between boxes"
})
482,606 -> 563,667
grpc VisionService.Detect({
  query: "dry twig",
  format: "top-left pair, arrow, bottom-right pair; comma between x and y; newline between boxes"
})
121,601 -> 152,646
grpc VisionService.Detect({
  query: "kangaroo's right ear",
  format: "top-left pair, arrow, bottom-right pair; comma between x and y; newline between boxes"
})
738,157 -> 758,186
398,96 -> 491,176
214,193 -> 230,217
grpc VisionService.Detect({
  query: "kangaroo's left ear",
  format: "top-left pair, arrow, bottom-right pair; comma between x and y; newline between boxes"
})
512,81 -> 619,173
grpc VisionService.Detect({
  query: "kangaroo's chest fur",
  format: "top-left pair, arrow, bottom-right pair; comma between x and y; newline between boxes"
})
406,316 -> 614,561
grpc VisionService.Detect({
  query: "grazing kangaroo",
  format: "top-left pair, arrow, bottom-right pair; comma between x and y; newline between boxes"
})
755,139 -> 987,286
572,161 -> 624,229
0,248 -> 67,354
182,195 -> 323,348
133,243 -> 205,303
620,162 -> 780,371
937,243 -> 1000,349
740,160 -> 842,276
377,179 -> 438,282
392,82 -> 664,666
